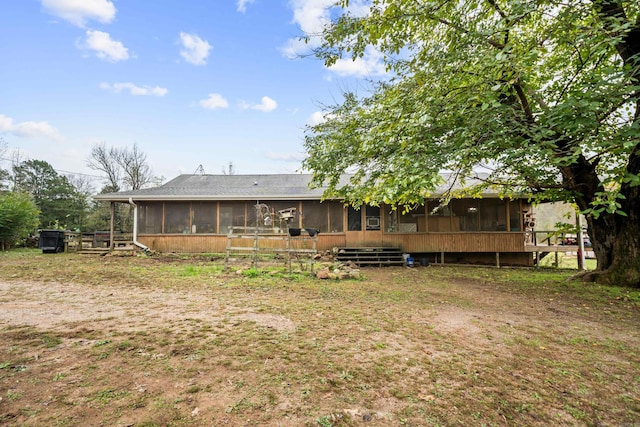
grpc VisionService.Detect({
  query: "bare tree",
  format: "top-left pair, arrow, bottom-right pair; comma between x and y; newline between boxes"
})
66,173 -> 95,199
87,143 -> 122,192
117,143 -> 151,190
87,142 -> 158,192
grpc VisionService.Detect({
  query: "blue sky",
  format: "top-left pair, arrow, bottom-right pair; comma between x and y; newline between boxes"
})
0,0 -> 384,189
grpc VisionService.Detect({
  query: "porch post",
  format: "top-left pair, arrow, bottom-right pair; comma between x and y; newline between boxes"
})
577,213 -> 585,271
109,202 -> 115,250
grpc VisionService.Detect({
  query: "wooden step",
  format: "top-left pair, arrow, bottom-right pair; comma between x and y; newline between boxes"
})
336,247 -> 406,267
77,248 -> 110,255
76,245 -> 137,255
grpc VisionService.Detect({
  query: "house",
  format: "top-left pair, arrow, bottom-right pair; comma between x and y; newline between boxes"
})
93,173 -> 536,266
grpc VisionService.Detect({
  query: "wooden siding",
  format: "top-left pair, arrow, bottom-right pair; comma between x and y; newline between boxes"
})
138,235 -> 227,253
382,232 -> 526,253
138,232 -> 525,254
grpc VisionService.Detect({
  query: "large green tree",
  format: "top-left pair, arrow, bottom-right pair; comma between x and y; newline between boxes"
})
304,0 -> 640,286
12,160 -> 87,229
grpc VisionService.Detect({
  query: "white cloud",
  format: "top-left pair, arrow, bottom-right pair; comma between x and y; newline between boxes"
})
307,111 -> 328,126
237,0 -> 255,13
0,114 -> 63,141
240,96 -> 278,112
283,0 -> 370,58
284,1 -> 387,77
80,30 -> 129,62
281,0 -> 335,58
41,0 -> 116,27
179,32 -> 212,66
250,96 -> 278,112
200,93 -> 229,110
328,46 -> 388,77
100,82 -> 168,96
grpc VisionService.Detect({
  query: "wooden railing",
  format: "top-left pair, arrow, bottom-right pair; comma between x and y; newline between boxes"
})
224,227 -> 318,272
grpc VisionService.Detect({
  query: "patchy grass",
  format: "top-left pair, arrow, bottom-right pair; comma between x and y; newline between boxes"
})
537,252 -> 597,270
0,250 -> 638,426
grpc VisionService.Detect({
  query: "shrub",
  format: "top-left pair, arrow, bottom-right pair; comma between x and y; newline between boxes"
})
0,192 -> 40,249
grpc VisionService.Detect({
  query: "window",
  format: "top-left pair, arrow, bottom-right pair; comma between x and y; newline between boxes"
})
509,200 -> 522,231
301,201 -> 327,232
427,199 -> 452,231
347,206 -> 361,231
329,202 -> 344,233
451,199 -> 479,231
138,202 -> 162,234
248,202 -> 268,228
426,199 -> 513,232
401,206 -> 425,232
365,205 -> 381,230
268,201 -> 299,229
480,199 -> 507,231
385,209 -> 398,232
192,202 -> 217,233
164,202 -> 191,234
219,202 -> 246,234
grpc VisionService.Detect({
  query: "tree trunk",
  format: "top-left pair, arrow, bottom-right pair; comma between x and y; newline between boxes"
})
585,208 -> 640,287
562,150 -> 640,287
599,144 -> 640,287
582,0 -> 640,288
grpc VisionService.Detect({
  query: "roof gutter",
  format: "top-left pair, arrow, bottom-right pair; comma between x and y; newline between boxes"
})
94,194 -> 333,202
128,197 -> 150,253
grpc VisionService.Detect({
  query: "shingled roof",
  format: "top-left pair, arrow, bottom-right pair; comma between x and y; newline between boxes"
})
93,174 -> 336,202
93,172 -> 502,202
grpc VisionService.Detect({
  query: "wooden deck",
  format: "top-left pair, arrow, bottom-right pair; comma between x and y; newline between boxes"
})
87,231 -> 596,267
524,244 -> 586,253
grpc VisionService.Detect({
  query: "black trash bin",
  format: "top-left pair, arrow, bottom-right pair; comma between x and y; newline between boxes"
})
39,230 -> 65,253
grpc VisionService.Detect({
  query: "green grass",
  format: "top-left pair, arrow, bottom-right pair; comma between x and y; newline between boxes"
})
0,251 -> 638,426
537,252 -> 597,270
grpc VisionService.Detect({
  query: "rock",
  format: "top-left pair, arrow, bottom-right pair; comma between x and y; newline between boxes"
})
316,264 -> 363,280
316,269 -> 330,279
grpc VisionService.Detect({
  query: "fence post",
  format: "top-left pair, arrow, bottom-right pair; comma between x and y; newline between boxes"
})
253,228 -> 259,269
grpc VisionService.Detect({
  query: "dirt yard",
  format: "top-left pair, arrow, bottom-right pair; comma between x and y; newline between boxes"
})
0,252 -> 639,426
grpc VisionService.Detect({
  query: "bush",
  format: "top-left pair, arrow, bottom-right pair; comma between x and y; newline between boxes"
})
0,192 -> 40,250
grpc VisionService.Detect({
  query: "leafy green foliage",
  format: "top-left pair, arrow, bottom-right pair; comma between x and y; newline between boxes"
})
12,159 -> 88,229
304,0 -> 640,284
305,1 -> 639,210
0,192 -> 40,249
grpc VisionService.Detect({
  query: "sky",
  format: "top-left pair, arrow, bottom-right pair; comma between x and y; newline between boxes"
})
0,0 -> 385,191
